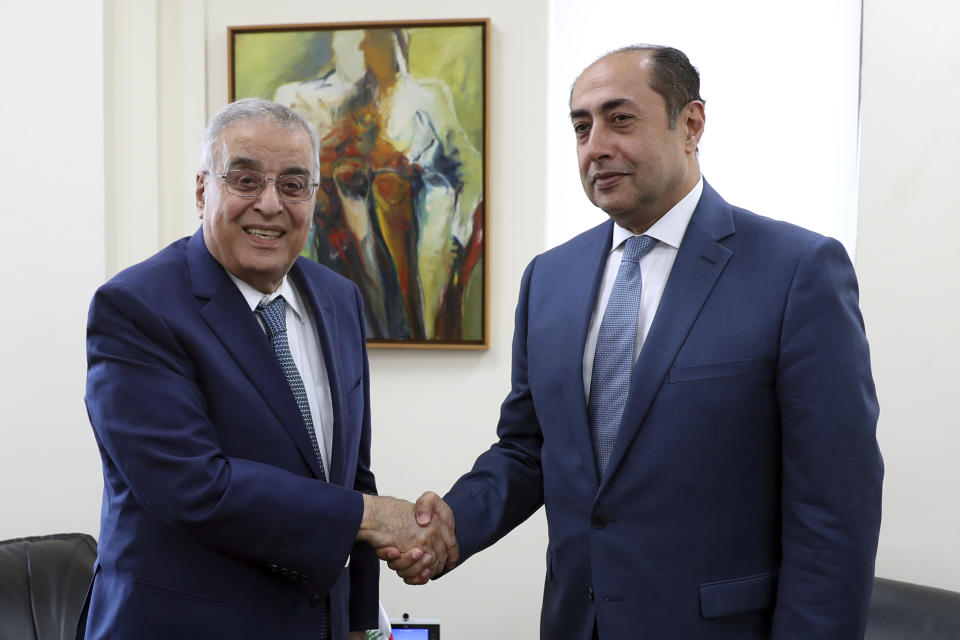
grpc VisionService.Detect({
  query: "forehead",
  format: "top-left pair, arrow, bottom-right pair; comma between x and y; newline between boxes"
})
215,119 -> 314,171
570,52 -> 658,114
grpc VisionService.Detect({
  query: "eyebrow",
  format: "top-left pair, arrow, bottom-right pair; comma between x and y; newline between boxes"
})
569,98 -> 637,120
226,156 -> 311,176
226,156 -> 261,170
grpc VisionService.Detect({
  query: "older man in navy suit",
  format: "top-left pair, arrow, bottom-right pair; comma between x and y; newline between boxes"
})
80,99 -> 454,640
393,45 -> 883,639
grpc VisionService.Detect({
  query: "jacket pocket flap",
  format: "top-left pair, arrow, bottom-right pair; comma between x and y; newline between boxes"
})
699,570 -> 777,618
669,358 -> 755,383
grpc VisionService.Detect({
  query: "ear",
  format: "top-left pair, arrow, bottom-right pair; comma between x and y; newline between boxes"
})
682,101 -> 706,153
195,172 -> 207,217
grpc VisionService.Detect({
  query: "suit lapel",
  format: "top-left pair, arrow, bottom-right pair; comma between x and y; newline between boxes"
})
186,231 -> 326,479
288,260 -> 351,486
556,222 -> 614,488
600,183 -> 735,485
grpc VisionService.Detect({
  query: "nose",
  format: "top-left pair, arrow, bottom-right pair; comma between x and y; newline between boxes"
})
582,126 -> 613,163
254,178 -> 284,215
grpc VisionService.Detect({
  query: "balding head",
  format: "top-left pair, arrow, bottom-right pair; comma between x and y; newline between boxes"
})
572,45 -> 703,129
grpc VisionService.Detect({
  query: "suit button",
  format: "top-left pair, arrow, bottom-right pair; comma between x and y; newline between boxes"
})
268,563 -> 279,573
289,570 -> 300,580
591,517 -> 606,529
280,567 -> 290,577
587,587 -> 595,601
310,594 -> 326,607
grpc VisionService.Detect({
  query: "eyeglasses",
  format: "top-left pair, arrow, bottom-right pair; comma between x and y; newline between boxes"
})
213,170 -> 318,201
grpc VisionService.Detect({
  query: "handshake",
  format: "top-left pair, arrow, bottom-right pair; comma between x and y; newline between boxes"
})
357,491 -> 459,584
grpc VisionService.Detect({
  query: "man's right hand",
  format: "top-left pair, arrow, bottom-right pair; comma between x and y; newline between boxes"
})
374,491 -> 459,585
357,494 -> 455,582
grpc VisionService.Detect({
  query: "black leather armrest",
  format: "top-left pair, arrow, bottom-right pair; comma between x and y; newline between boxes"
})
866,576 -> 960,640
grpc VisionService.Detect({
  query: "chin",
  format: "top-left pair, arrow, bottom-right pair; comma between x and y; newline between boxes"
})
598,202 -> 633,218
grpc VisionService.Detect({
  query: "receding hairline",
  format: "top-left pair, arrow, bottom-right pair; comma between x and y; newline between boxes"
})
569,49 -> 655,108
199,98 -> 320,178
208,119 -> 315,171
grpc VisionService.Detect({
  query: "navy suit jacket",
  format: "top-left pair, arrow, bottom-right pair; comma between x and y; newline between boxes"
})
444,182 -> 883,639
80,230 -> 378,639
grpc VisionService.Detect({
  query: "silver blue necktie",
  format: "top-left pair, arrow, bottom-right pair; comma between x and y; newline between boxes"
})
589,234 -> 657,477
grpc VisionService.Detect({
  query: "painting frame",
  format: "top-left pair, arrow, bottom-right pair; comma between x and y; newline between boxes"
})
228,19 -> 489,349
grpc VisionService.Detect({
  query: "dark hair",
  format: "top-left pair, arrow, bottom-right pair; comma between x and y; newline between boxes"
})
597,45 -> 704,129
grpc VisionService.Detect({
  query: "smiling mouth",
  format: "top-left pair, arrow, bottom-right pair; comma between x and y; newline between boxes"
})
245,227 -> 283,240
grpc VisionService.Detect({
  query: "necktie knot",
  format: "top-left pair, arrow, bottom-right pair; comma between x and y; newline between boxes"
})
622,234 -> 657,264
256,297 -> 287,340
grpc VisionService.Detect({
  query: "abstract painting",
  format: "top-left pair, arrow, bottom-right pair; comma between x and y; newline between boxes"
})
230,20 -> 488,348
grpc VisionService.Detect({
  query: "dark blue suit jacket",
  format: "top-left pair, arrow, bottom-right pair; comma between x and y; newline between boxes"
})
80,230 -> 378,639
444,182 -> 882,639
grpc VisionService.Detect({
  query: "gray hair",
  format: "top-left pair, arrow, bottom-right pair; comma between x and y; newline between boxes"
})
199,98 -> 320,176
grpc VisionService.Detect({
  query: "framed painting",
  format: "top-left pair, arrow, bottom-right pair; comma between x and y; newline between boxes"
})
229,19 -> 488,349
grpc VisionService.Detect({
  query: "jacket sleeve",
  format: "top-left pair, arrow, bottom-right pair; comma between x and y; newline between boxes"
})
772,236 -> 883,638
443,258 -> 546,565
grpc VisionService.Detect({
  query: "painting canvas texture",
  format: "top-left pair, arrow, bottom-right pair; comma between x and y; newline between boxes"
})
232,24 -> 485,345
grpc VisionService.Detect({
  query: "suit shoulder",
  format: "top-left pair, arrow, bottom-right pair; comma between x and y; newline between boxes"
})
727,206 -> 842,262
294,256 -> 354,286
94,237 -> 192,308
730,206 -> 825,244
293,256 -> 363,300
533,220 -> 610,267
102,237 -> 190,290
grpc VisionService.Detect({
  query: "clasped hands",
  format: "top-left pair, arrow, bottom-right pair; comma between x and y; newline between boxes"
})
358,492 -> 457,585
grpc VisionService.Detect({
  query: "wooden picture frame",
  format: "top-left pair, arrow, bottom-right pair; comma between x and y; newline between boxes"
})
229,19 -> 489,349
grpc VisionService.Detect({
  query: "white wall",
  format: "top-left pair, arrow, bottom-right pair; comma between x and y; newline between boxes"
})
547,0 -> 863,256
0,1 -> 105,539
105,0 -> 208,274
859,0 -> 960,592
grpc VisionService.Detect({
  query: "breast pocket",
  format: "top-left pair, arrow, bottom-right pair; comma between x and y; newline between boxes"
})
669,358 -> 755,384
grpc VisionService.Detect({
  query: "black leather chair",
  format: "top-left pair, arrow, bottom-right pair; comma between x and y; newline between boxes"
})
866,576 -> 960,639
0,533 -> 96,640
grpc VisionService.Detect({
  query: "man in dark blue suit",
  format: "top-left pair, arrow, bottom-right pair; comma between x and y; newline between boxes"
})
80,99 -> 453,639
396,46 -> 883,638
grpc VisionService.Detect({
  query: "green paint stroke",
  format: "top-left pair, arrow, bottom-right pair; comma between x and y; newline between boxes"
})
233,32 -> 333,100
407,26 -> 484,153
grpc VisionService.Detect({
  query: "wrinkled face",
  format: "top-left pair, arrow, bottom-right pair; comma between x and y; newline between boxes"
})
197,119 -> 315,293
570,52 -> 703,233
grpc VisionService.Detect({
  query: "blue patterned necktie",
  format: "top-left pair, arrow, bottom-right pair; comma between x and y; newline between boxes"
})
589,234 -> 657,478
256,296 -> 327,481
256,296 -> 331,639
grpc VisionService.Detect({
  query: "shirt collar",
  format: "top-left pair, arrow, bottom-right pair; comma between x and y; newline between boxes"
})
610,176 -> 704,251
227,272 -> 304,324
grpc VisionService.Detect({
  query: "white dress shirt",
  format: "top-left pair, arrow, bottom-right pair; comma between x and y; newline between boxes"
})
582,177 -> 704,402
229,273 -> 334,475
